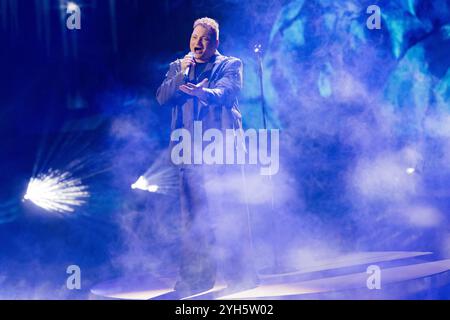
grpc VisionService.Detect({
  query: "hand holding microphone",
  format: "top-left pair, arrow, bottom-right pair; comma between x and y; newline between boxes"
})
181,52 -> 195,81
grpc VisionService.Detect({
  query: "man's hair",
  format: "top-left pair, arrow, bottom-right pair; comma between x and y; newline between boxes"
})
193,17 -> 220,41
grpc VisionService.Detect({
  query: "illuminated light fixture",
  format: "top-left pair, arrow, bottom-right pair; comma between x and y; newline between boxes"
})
24,169 -> 89,213
67,2 -> 79,11
131,176 -> 159,193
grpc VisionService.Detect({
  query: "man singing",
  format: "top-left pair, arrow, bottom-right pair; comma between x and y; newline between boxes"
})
156,17 -> 258,296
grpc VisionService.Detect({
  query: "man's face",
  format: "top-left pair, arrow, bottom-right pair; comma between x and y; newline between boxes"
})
190,25 -> 218,63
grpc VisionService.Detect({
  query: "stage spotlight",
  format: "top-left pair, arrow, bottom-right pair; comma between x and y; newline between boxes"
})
406,167 -> 415,175
131,176 -> 159,193
23,169 -> 89,213
131,176 -> 148,190
67,2 -> 79,11
131,151 -> 179,196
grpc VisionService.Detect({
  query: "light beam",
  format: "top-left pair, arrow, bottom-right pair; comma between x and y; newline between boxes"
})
24,169 -> 89,213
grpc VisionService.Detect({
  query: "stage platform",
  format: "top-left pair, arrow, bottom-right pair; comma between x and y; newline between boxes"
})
90,251 -> 450,300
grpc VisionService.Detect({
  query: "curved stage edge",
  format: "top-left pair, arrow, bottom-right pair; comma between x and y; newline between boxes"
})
90,251 -> 450,300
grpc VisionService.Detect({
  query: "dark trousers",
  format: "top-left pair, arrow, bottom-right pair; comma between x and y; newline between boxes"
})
177,164 -> 257,290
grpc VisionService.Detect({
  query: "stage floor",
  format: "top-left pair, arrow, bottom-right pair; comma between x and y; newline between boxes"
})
90,251 -> 450,300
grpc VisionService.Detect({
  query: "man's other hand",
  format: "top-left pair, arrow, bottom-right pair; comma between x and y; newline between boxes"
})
179,78 -> 209,100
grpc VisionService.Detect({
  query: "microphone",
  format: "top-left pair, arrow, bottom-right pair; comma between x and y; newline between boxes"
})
184,52 -> 195,82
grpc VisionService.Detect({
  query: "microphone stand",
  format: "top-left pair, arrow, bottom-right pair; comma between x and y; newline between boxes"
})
254,44 -> 297,275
